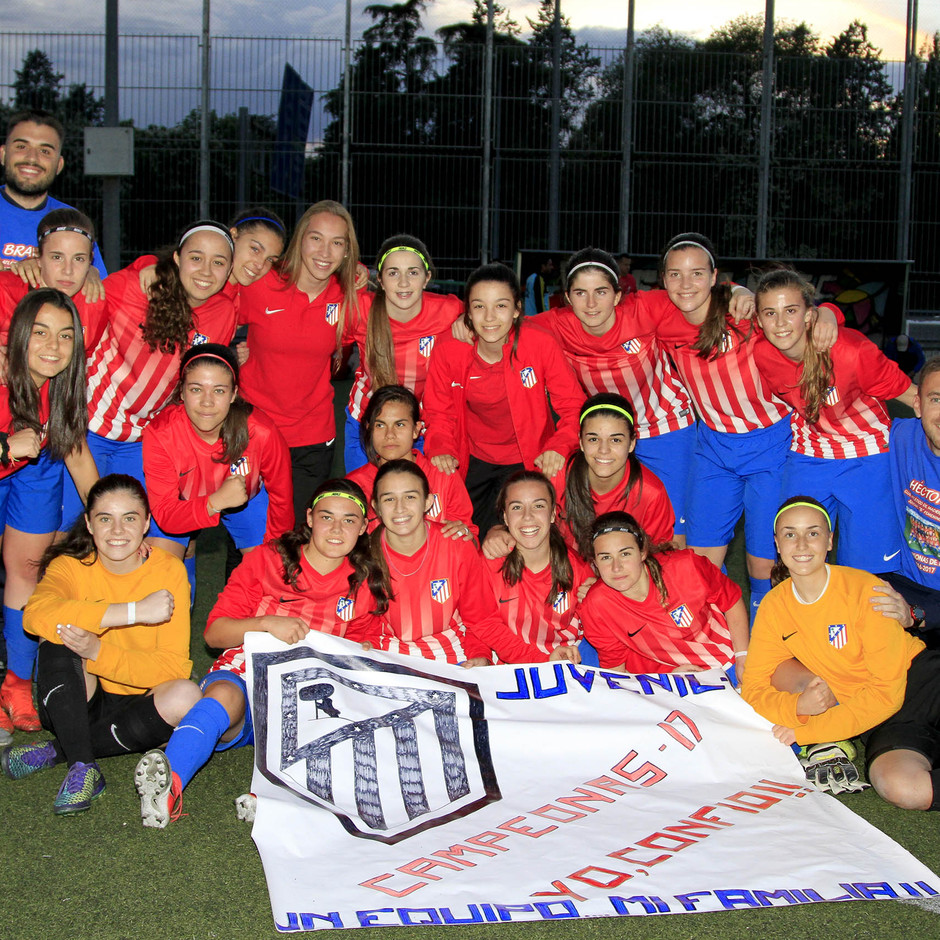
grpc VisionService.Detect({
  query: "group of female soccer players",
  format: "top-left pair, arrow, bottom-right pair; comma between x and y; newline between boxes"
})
0,198 -> 937,826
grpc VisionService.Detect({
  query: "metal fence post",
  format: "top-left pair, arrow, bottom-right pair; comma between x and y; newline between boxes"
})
102,0 -> 121,270
618,0 -> 635,254
548,0 -> 561,252
199,0 -> 210,218
481,0 -> 494,264
755,0 -> 774,259
342,0 -> 352,206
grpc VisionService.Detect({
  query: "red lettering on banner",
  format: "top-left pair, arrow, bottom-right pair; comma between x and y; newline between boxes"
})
398,858 -> 464,878
465,832 -> 511,851
359,873 -> 427,897
497,816 -> 558,838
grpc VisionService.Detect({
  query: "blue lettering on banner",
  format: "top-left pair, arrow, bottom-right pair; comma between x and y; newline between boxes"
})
496,666 -> 729,700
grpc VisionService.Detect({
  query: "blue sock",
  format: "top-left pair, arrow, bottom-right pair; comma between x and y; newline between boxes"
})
165,696 -> 231,790
3,605 -> 37,680
183,554 -> 197,608
748,577 -> 771,625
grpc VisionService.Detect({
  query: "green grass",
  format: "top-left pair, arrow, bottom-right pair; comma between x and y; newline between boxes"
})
1,388 -> 936,939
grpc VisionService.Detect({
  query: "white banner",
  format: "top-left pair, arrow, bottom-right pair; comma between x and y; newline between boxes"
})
243,632 -> 940,932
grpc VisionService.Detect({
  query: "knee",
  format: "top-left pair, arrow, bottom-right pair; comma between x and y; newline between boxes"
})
746,554 -> 773,580
152,679 -> 202,726
869,764 -> 933,811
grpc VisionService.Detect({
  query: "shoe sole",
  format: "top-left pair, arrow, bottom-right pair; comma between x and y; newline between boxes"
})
53,784 -> 105,816
135,750 -> 172,828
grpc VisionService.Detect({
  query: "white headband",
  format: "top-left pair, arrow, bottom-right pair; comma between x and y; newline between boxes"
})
566,260 -> 620,287
666,240 -> 715,268
178,223 -> 235,254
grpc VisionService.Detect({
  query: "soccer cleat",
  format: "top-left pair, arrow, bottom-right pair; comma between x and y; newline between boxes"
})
0,678 -> 41,732
1,740 -> 58,780
0,708 -> 13,745
53,761 -> 105,815
135,750 -> 183,829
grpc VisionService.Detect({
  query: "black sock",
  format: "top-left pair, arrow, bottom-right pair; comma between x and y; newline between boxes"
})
36,642 -> 89,766
88,694 -> 176,758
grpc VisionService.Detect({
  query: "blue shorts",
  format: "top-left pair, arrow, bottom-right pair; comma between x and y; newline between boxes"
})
155,484 -> 270,551
781,450 -> 901,572
199,669 -> 254,751
343,406 -> 425,476
685,419 -> 791,560
0,450 -> 65,534
634,424 -> 696,537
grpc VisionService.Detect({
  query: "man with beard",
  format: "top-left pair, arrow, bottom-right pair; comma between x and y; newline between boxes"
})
0,110 -> 106,276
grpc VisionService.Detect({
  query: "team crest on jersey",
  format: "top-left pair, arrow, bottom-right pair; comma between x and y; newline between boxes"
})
325,303 -> 339,326
718,332 -> 735,354
824,385 -> 840,406
621,338 -> 642,355
428,493 -> 441,517
336,596 -> 355,622
828,623 -> 847,649
669,604 -> 693,629
552,591 -> 569,615
431,578 -> 451,604
229,456 -> 250,476
191,332 -> 208,346
519,367 -> 538,389
419,335 -> 436,358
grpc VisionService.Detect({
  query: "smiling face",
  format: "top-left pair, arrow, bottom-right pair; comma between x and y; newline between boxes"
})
370,400 -> 420,465
567,268 -> 621,336
373,470 -> 432,543
774,504 -> 832,579
502,478 -> 556,554
757,286 -> 813,361
229,225 -> 284,287
580,414 -> 634,488
86,489 -> 151,574
915,370 -> 940,458
305,495 -> 367,568
467,280 -> 521,350
181,362 -> 237,442
174,231 -> 233,306
662,246 -> 717,325
27,302 -> 75,387
593,530 -> 648,599
39,230 -> 92,297
380,249 -> 430,320
298,212 -> 348,293
1,120 -> 64,200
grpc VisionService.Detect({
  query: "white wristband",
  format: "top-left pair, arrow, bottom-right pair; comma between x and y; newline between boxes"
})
127,601 -> 136,625
734,650 -> 748,659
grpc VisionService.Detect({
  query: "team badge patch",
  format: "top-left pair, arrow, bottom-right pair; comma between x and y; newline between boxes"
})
621,338 -> 642,355
325,303 -> 339,326
552,591 -> 569,615
519,366 -> 538,389
824,385 -> 840,406
191,332 -> 208,346
230,456 -> 250,476
669,604 -> 693,629
419,335 -> 436,358
431,578 -> 451,604
718,332 -> 735,354
428,493 -> 441,518
336,596 -> 355,622
828,623 -> 847,649
250,643 -> 501,843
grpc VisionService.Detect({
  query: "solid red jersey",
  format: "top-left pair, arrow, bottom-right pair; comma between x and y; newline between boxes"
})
423,325 -> 584,478
551,459 -> 675,550
345,450 -> 476,535
0,270 -> 107,354
207,541 -> 378,676
142,402 -> 294,541
580,549 -> 741,672
372,523 -> 545,664
345,290 -> 462,421
753,326 -> 910,460
85,261 -> 236,442
0,382 -> 51,482
531,302 -> 694,439
641,290 -> 789,434
238,270 -> 351,447
483,550 -> 594,661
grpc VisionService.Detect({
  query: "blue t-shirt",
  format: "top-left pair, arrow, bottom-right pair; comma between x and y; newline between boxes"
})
0,186 -> 107,277
889,416 -> 940,586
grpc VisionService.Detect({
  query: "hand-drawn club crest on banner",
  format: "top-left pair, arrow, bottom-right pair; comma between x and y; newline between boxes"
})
250,646 -> 501,843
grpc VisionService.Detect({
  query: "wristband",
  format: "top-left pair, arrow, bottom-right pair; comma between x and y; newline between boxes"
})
127,601 -> 136,625
734,651 -> 748,659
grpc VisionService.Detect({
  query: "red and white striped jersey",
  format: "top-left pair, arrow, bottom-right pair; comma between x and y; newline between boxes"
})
142,402 -> 294,540
85,261 -> 236,442
207,542 -> 378,677
531,301 -> 694,439
375,523 -> 544,664
345,450 -> 476,535
345,291 -> 462,421
642,290 -> 789,434
753,328 -> 911,460
580,549 -> 741,672
483,550 -> 594,661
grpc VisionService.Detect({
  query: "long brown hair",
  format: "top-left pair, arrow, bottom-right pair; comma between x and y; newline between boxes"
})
496,470 -> 573,607
564,394 -> 643,561
755,267 -> 832,424
367,235 -> 434,390
590,511 -> 669,606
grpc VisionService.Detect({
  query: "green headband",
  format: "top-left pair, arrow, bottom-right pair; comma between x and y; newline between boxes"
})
312,490 -> 367,517
774,501 -> 832,530
580,404 -> 634,426
378,246 -> 429,272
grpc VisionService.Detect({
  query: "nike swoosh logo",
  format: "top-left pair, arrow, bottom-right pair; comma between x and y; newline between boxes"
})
468,375 -> 483,380
450,381 -> 463,388
782,632 -> 797,641
264,307 -> 285,315
179,468 -> 195,477
498,597 -> 518,604
883,550 -> 901,562
672,343 -> 689,349
111,724 -> 129,751
42,683 -> 64,707
628,627 -> 644,637
278,597 -> 297,604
